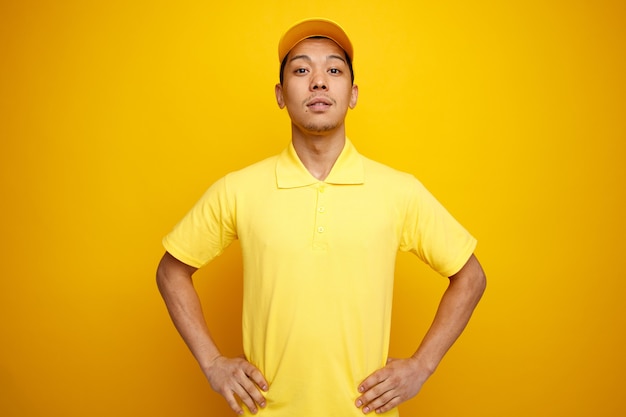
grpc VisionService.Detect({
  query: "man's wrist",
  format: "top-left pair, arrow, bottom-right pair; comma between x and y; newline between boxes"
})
409,355 -> 437,383
199,352 -> 224,375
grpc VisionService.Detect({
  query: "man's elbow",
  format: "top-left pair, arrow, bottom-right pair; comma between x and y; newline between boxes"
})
156,252 -> 181,294
467,257 -> 487,303
452,254 -> 486,300
156,251 -> 197,293
473,266 -> 487,299
156,254 -> 171,294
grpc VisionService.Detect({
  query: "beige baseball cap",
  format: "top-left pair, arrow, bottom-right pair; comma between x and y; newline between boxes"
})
278,18 -> 354,63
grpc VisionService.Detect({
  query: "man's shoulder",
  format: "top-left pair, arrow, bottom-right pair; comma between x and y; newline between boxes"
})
225,154 -> 279,182
361,155 -> 418,184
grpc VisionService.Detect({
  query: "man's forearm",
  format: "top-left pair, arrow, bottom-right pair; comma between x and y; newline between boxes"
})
156,252 -> 221,370
156,252 -> 269,415
411,254 -> 486,376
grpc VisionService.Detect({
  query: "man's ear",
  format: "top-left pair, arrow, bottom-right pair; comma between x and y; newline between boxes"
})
349,84 -> 359,109
275,83 -> 285,109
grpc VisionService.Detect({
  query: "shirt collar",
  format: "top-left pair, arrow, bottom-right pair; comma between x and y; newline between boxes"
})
276,138 -> 365,189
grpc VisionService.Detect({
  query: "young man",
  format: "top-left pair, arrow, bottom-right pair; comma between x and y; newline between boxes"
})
157,18 -> 486,416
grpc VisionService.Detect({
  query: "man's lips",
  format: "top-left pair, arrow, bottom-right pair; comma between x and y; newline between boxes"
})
305,96 -> 334,109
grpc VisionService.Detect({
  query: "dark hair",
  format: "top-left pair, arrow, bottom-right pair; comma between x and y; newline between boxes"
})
279,37 -> 354,85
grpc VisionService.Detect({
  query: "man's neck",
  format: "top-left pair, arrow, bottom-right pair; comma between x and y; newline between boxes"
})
291,128 -> 346,181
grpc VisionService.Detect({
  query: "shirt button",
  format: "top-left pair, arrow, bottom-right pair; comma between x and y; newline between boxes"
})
318,207 -> 326,213
317,226 -> 325,233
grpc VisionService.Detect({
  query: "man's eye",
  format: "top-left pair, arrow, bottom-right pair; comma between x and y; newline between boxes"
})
295,68 -> 308,74
329,68 -> 341,74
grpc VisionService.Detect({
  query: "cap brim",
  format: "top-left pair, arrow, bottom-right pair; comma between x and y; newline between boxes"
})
278,18 -> 353,63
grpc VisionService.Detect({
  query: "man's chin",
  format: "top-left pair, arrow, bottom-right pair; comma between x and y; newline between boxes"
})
304,123 -> 338,133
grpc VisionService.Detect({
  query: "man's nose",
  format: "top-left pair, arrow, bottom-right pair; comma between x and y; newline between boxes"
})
310,74 -> 328,90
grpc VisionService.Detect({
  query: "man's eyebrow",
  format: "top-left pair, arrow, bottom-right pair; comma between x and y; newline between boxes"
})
327,54 -> 347,64
289,54 -> 347,64
289,54 -> 312,63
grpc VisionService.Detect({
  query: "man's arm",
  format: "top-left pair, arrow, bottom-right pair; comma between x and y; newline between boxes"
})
156,252 -> 268,415
355,254 -> 486,414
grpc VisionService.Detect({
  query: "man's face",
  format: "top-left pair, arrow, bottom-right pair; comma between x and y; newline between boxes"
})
275,38 -> 358,136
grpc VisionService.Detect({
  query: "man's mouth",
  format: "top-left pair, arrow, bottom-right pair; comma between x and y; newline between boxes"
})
306,96 -> 333,109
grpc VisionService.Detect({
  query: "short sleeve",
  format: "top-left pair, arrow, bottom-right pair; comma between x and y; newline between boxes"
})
399,177 -> 477,277
162,176 -> 237,268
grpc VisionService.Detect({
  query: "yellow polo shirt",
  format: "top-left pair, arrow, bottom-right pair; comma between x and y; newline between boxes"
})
163,139 -> 477,417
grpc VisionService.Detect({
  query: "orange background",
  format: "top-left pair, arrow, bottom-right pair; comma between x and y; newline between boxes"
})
1,1 -> 625,416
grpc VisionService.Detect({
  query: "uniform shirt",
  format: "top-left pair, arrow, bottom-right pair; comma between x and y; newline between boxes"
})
163,138 -> 477,417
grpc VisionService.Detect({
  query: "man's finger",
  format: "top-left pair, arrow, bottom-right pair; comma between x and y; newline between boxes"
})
222,389 -> 245,415
238,372 -> 267,410
356,378 -> 391,409
362,388 -> 398,414
245,364 -> 269,392
232,380 -> 261,415
358,368 -> 387,393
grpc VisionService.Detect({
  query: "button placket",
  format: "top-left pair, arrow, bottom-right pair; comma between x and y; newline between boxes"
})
313,183 -> 328,250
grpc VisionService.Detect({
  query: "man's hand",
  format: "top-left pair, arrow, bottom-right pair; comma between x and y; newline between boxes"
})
355,357 -> 428,414
205,355 -> 269,415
